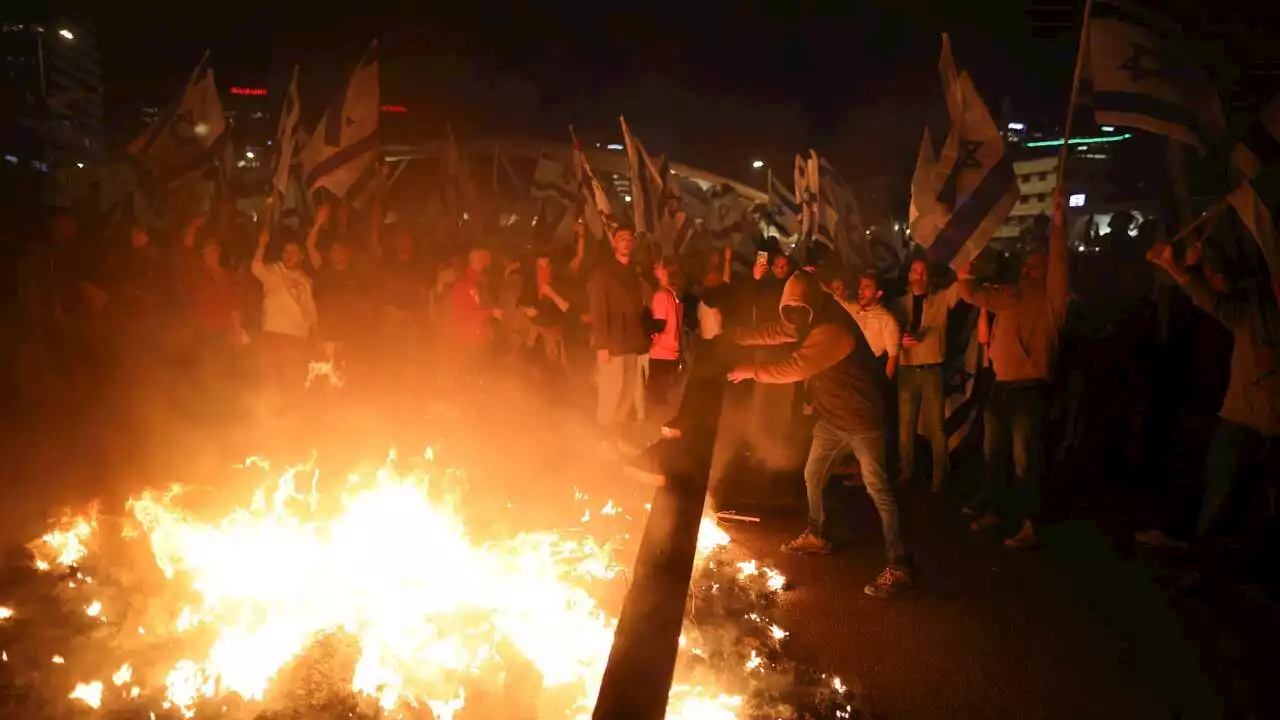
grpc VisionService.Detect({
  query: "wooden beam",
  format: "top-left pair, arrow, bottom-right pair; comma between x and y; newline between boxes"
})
591,355 -> 727,719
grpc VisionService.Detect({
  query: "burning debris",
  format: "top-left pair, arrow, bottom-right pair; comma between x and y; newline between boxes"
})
0,450 -> 862,719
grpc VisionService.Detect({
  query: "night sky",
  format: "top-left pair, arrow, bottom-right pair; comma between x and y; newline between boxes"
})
73,0 -> 1280,213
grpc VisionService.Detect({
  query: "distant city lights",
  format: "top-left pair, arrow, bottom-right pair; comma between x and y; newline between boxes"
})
624,195 -> 633,203
244,151 -> 255,160
751,159 -> 765,169
230,87 -> 268,96
606,143 -> 624,151
1068,193 -> 1086,208
1007,122 -> 1025,131
58,28 -> 74,40
1024,133 -> 1133,148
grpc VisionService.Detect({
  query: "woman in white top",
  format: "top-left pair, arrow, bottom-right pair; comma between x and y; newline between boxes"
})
251,224 -> 318,399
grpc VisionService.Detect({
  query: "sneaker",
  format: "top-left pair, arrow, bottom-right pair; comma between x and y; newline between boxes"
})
864,566 -> 915,598
1134,529 -> 1189,550
1003,520 -> 1040,550
780,530 -> 833,555
969,514 -> 1000,532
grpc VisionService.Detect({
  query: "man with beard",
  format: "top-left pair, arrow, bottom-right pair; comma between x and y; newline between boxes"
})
958,192 -> 1070,549
304,204 -> 368,374
588,227 -> 650,435
252,222 -> 318,405
892,258 -> 962,491
726,270 -> 914,599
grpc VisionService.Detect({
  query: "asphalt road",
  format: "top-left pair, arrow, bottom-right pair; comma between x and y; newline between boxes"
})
3,377 -> 1273,720
719,483 -> 1230,720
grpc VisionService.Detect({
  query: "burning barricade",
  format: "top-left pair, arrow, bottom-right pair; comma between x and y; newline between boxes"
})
0,448 -> 859,719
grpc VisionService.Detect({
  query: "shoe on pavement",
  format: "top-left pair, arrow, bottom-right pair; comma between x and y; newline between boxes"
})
864,565 -> 915,599
969,513 -> 1000,532
1004,520 -> 1041,550
1134,529 -> 1189,550
781,530 -> 833,555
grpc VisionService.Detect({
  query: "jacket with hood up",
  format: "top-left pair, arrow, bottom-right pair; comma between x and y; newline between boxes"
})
727,271 -> 884,434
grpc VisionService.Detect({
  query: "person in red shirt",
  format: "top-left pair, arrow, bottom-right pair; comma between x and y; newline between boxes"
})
178,216 -> 245,391
180,216 -> 244,345
648,255 -> 683,408
450,247 -> 499,347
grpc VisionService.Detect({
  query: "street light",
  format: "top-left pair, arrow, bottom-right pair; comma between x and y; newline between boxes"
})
245,151 -> 255,160
58,28 -> 74,40
751,159 -> 765,169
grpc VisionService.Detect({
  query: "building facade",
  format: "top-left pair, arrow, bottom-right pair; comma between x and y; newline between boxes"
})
1,9 -> 104,206
994,127 -> 1133,240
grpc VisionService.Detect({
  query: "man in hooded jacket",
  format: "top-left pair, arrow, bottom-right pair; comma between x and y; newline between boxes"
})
727,269 -> 914,598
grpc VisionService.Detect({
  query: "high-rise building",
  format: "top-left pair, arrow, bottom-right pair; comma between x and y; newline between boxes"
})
1,7 -> 104,205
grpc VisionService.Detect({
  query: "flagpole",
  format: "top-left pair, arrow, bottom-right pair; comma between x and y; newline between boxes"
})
1054,0 -> 1094,194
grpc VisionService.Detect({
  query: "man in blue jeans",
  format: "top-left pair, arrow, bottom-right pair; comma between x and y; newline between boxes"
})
726,270 -> 913,598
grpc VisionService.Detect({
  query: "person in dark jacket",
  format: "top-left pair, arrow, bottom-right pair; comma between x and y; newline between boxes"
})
726,269 -> 914,599
1146,238 -> 1280,543
587,228 -> 650,431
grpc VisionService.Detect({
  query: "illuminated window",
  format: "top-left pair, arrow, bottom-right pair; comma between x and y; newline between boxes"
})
1068,193 -> 1086,207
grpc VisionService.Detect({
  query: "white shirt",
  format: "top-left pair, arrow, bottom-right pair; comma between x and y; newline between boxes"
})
849,302 -> 901,359
252,260 -> 318,338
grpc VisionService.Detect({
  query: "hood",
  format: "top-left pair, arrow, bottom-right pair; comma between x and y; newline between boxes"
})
778,270 -> 827,327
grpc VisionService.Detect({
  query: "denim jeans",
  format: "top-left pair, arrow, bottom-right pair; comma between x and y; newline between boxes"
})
898,364 -> 948,486
975,381 -> 1048,522
803,419 -> 908,566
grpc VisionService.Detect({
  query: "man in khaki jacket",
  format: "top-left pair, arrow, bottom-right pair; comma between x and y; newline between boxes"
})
892,258 -> 962,491
958,192 -> 1069,549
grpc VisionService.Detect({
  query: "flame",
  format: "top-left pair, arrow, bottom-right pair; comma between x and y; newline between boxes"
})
70,681 -> 104,708
305,360 -> 344,389
26,452 -> 789,717
0,606 -> 13,622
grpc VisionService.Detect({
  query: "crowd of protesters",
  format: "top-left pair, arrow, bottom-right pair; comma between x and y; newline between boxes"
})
2,186 -> 1277,602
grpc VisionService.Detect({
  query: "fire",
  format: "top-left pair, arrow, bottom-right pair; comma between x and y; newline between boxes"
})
18,450 -> 797,718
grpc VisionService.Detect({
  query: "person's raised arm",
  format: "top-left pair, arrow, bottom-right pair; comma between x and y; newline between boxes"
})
942,271 -> 963,308
178,215 -> 206,279
722,244 -> 732,285
542,283 -> 570,312
251,224 -> 271,283
306,204 -> 331,269
729,323 -> 855,384
569,221 -> 586,277
1046,189 -> 1070,329
1147,239 -> 1250,330
956,260 -> 1019,311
